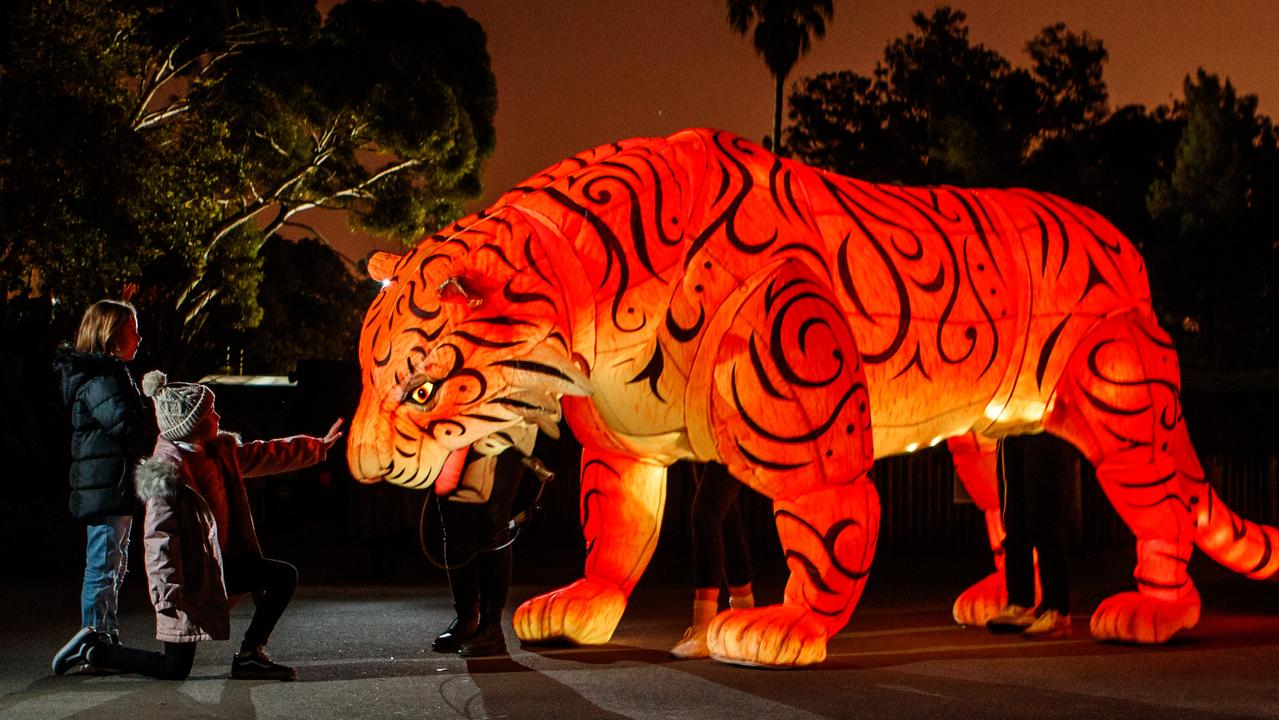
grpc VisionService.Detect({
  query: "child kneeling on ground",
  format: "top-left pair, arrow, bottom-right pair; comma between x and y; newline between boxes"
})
53,372 -> 342,680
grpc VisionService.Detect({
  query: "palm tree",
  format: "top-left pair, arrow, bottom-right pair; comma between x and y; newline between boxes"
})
727,0 -> 834,155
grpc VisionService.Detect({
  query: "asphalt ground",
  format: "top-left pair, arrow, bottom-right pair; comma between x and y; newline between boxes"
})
2,551 -> 1278,720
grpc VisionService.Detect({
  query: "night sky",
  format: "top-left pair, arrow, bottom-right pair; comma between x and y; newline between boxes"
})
309,0 -> 1279,263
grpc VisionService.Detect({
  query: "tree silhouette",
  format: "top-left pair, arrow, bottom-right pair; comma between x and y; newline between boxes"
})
788,8 -> 1037,185
1146,70 -> 1279,369
726,0 -> 833,155
1025,23 -> 1109,142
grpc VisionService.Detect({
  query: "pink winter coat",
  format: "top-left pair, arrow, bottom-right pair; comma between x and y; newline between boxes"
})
153,432 -> 327,559
137,432 -> 328,642
134,456 -> 230,642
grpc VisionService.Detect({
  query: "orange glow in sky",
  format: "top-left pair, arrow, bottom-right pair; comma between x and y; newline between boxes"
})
308,0 -> 1279,262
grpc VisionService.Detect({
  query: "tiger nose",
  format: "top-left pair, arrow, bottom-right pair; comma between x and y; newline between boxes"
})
347,441 -> 392,484
347,400 -> 393,483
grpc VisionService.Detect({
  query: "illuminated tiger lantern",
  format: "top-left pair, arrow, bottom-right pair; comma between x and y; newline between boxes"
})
348,128 -> 1279,667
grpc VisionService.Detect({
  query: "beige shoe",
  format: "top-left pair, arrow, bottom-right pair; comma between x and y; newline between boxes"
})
669,624 -> 710,659
986,604 -> 1036,634
1023,609 -> 1072,639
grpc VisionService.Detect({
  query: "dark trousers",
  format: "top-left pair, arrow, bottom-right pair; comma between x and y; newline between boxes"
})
222,555 -> 298,651
95,641 -> 196,681
448,548 -> 512,618
441,450 -> 523,618
1001,433 -> 1073,614
691,462 -> 751,590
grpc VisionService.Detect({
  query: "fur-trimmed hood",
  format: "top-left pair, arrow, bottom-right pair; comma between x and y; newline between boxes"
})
53,347 -> 130,406
135,440 -> 231,644
135,456 -> 180,502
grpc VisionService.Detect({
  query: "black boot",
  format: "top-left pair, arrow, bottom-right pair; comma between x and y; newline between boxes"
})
432,615 -> 479,653
458,613 -> 506,657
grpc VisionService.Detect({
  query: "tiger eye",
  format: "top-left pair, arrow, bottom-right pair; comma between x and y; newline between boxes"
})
412,383 -> 433,404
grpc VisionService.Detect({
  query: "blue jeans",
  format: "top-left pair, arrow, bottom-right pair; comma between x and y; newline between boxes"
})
81,516 -> 132,634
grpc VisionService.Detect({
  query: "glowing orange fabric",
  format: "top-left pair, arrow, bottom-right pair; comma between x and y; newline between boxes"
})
348,129 -> 1279,666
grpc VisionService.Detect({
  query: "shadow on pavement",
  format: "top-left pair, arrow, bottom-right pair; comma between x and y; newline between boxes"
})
465,655 -> 633,720
1,673 -> 258,720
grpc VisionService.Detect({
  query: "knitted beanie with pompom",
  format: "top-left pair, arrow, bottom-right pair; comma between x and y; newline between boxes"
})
142,370 -> 215,441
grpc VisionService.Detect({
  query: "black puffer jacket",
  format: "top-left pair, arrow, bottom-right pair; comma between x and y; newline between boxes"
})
53,349 -> 158,521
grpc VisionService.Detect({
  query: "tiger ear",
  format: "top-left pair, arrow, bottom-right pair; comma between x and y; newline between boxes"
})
367,252 -> 402,283
437,276 -> 484,308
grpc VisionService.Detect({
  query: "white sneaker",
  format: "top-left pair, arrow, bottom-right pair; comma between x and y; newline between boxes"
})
669,625 -> 710,659
1023,609 -> 1072,639
986,604 -> 1036,634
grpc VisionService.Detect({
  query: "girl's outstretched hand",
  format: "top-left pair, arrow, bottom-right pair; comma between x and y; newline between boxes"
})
322,418 -> 345,449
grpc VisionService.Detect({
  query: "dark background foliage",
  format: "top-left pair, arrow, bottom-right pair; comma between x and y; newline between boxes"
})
1,2 -> 1276,582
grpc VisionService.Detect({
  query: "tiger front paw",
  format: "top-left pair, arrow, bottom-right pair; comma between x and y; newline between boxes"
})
952,570 -> 1009,627
513,578 -> 627,646
1090,587 -> 1201,644
706,605 -> 829,668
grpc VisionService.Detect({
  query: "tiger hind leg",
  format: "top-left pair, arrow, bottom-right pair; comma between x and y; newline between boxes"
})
1045,309 -> 1199,643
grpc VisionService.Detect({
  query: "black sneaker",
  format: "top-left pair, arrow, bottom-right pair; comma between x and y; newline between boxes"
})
231,649 -> 296,681
73,640 -> 124,676
52,627 -> 96,675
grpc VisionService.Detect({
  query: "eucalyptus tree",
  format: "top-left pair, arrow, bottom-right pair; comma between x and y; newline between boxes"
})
1,0 -> 496,373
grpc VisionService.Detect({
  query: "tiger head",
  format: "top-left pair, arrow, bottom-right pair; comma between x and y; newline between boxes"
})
347,222 -> 591,491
